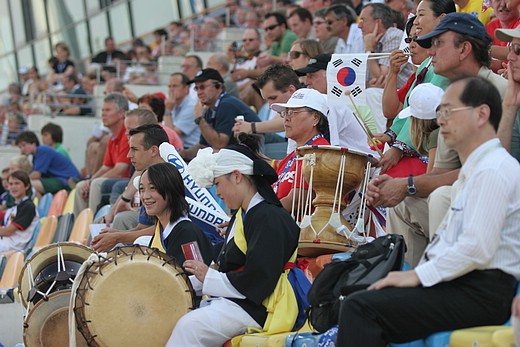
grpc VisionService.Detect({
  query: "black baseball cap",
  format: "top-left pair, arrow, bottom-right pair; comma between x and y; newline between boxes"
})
416,12 -> 491,49
188,68 -> 224,84
295,54 -> 331,76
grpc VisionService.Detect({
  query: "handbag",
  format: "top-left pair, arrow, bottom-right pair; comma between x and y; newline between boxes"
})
306,234 -> 406,333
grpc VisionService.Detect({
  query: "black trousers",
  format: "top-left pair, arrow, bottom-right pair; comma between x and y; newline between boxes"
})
336,269 -> 517,347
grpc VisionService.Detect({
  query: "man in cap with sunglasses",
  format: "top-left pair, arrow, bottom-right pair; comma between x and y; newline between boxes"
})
496,25 -> 520,161
179,68 -> 260,161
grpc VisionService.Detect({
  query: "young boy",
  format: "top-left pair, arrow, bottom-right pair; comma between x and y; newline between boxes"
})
16,131 -> 80,195
41,122 -> 71,159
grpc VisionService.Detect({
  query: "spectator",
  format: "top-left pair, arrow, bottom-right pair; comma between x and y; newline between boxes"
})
487,0 -> 520,71
182,55 -> 203,99
325,4 -> 364,54
314,8 -> 338,54
168,21 -> 184,47
302,0 -> 331,15
41,122 -> 70,159
164,73 -> 200,149
0,171 -> 38,252
73,93 -> 130,217
207,53 -> 239,98
455,0 -> 493,26
90,124 -> 169,252
288,7 -> 315,40
16,131 -> 80,195
178,68 -> 261,161
136,93 -> 183,150
151,28 -> 169,58
91,37 -> 126,65
496,24 -> 520,160
47,42 -> 76,87
256,12 -> 298,68
359,3 -> 412,87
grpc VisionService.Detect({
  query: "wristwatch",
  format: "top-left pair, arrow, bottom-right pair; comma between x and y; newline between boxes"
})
407,174 -> 417,195
194,115 -> 204,125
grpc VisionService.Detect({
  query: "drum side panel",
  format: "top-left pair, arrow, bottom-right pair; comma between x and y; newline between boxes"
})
82,257 -> 193,346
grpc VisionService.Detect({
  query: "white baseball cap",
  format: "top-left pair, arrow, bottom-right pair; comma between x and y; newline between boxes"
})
398,83 -> 444,120
271,88 -> 328,116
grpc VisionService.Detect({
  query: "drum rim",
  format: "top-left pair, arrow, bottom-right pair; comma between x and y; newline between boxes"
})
73,245 -> 195,346
23,289 -> 87,347
18,242 -> 92,308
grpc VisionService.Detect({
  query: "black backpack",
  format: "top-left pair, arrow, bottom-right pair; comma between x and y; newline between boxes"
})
306,234 -> 406,333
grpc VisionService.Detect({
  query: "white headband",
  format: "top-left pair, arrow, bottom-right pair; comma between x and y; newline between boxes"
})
187,147 -> 254,188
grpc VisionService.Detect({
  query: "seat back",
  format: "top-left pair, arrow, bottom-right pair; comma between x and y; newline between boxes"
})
69,208 -> 94,244
32,215 -> 58,250
37,192 -> 53,217
93,204 -> 111,222
0,251 -> 24,289
53,213 -> 75,243
47,189 -> 68,217
62,188 -> 76,214
22,219 -> 41,255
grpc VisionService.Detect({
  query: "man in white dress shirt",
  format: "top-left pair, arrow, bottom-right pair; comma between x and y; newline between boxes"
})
337,76 -> 520,346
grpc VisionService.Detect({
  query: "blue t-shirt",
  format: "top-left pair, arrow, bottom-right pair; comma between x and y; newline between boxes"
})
200,93 -> 260,147
138,205 -> 155,226
33,145 -> 80,184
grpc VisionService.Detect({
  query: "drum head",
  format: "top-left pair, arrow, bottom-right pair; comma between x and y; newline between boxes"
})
19,242 -> 92,308
24,290 -> 88,347
75,246 -> 194,347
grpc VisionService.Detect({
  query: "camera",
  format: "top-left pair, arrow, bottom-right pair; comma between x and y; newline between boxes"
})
231,41 -> 243,51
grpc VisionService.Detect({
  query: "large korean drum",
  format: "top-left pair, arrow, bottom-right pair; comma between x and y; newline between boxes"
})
296,145 -> 369,257
73,245 -> 195,347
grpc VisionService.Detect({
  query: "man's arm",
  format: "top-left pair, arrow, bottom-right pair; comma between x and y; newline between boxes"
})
498,64 -> 520,152
198,118 -> 230,149
179,143 -> 205,161
29,171 -> 42,180
233,114 -> 284,135
100,163 -> 129,179
90,225 -> 154,252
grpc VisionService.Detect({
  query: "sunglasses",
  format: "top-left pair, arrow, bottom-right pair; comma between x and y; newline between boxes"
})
289,50 -> 307,59
326,19 -> 336,25
242,38 -> 256,42
509,43 -> 520,56
264,24 -> 279,31
404,35 -> 418,44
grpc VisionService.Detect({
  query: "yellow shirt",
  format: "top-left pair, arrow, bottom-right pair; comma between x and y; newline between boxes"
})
456,0 -> 493,26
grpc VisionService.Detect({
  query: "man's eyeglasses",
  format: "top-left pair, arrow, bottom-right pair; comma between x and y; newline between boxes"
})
508,43 -> 520,56
405,36 -> 418,44
289,51 -> 307,59
280,109 -> 309,119
314,20 -> 327,25
242,38 -> 256,42
264,24 -> 279,31
435,106 -> 474,121
326,19 -> 337,25
194,83 -> 214,91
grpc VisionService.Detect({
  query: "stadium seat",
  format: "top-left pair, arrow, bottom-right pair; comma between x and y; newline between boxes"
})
68,208 -> 93,244
47,189 -> 68,216
37,192 -> 53,217
52,213 -> 75,243
0,251 -> 25,303
22,219 -> 41,255
32,215 -> 58,251
93,204 -> 111,222
62,188 -> 76,214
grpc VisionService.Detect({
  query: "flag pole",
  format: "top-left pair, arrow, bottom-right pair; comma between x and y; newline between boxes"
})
344,90 -> 383,157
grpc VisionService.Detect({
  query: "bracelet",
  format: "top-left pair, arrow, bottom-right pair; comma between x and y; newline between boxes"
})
121,195 -> 131,203
251,122 -> 257,134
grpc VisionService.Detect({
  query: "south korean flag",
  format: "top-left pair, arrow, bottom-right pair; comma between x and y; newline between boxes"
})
326,53 -> 369,107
